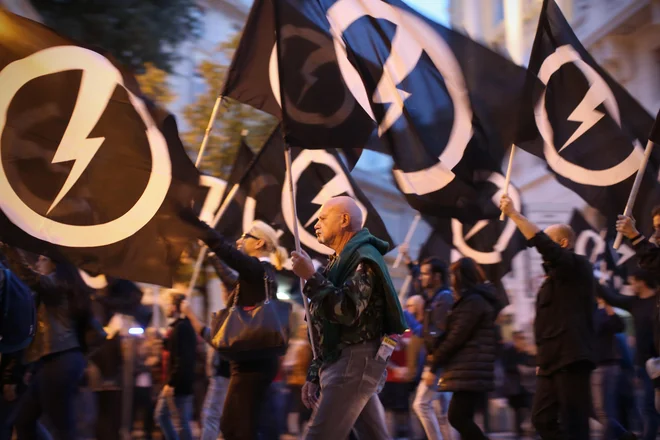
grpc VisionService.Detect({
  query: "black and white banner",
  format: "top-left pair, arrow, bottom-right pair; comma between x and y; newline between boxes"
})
0,11 -> 203,286
517,0 -> 660,235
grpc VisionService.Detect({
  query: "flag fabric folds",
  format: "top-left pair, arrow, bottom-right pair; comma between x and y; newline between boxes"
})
213,126 -> 393,262
516,0 -> 660,235
223,0 -> 531,222
0,10 -> 202,286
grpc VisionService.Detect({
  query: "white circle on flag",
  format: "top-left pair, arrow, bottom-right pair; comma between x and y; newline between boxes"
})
0,46 -> 172,248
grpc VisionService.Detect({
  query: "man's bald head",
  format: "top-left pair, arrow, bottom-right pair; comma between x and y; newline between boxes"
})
323,196 -> 363,232
544,224 -> 576,249
314,196 -> 363,251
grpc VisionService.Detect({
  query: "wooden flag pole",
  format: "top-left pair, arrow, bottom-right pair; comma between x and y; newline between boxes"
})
185,128 -> 252,297
613,139 -> 656,249
195,95 -> 223,167
271,0 -> 315,358
284,146 -> 317,359
500,145 -> 517,221
392,213 -> 421,269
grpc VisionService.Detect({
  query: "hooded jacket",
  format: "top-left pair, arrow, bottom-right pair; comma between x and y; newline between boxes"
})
304,228 -> 407,383
432,283 -> 502,393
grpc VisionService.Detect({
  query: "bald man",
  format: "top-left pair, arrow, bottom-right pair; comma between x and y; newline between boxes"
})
291,196 -> 407,440
501,195 -> 596,440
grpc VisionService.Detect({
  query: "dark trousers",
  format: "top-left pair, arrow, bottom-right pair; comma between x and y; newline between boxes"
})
133,386 -> 155,440
220,358 -> 279,440
15,350 -> 86,440
0,394 -> 50,440
508,392 -> 530,437
532,362 -> 592,440
447,391 -> 488,440
636,367 -> 659,440
94,390 -> 122,440
286,384 -> 312,431
0,392 -> 21,440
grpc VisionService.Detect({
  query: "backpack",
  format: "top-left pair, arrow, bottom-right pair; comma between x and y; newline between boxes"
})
0,268 -> 36,353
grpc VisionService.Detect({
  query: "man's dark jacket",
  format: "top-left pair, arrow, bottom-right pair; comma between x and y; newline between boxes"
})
166,317 -> 196,396
530,232 -> 596,375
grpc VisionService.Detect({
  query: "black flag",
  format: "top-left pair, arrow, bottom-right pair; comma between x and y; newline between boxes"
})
308,0 -> 530,222
651,110 -> 660,146
420,208 -> 526,307
222,0 -> 374,150
0,11 -> 202,286
569,210 -> 637,287
517,0 -> 660,235
83,273 -> 153,328
225,0 -> 531,222
416,178 -> 527,306
215,126 -> 393,262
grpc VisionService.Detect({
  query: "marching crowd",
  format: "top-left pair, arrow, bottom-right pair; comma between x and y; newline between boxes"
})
1,194 -> 660,440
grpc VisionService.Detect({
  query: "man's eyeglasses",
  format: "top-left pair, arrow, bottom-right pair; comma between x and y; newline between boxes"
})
241,232 -> 259,241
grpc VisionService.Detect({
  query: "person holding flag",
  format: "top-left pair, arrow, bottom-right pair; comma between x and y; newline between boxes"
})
290,196 -> 407,440
181,219 -> 289,440
500,194 -> 597,440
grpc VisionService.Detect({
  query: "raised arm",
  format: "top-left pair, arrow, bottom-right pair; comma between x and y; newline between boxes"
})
197,223 -> 264,279
597,283 -> 634,312
500,196 -> 540,240
0,245 -> 58,298
616,215 -> 660,271
500,196 -> 573,268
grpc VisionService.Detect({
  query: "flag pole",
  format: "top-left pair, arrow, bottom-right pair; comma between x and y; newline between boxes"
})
195,95 -> 223,167
284,146 -> 317,358
185,130 -> 263,297
392,213 -> 421,269
500,145 -> 517,221
613,139 -> 656,249
272,0 -> 316,358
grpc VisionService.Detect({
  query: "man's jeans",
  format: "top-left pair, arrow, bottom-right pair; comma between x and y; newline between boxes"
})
413,380 -> 453,440
636,367 -> 659,440
154,390 -> 193,440
303,341 -> 389,440
200,376 -> 229,440
591,365 -> 626,440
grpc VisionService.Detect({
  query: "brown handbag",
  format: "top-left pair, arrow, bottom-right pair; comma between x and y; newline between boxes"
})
212,274 -> 292,361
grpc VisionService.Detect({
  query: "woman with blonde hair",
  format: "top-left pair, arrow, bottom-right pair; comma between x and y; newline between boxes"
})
182,219 -> 289,440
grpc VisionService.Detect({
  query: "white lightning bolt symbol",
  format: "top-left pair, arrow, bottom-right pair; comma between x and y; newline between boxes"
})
464,220 -> 488,241
298,48 -> 325,105
373,29 -> 422,137
47,68 -> 117,214
559,80 -> 608,153
304,174 -> 347,228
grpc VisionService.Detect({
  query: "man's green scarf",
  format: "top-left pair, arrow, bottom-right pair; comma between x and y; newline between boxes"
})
320,229 -> 407,359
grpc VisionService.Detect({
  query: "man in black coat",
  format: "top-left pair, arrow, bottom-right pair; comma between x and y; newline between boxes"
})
154,293 -> 196,440
501,195 -> 596,440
